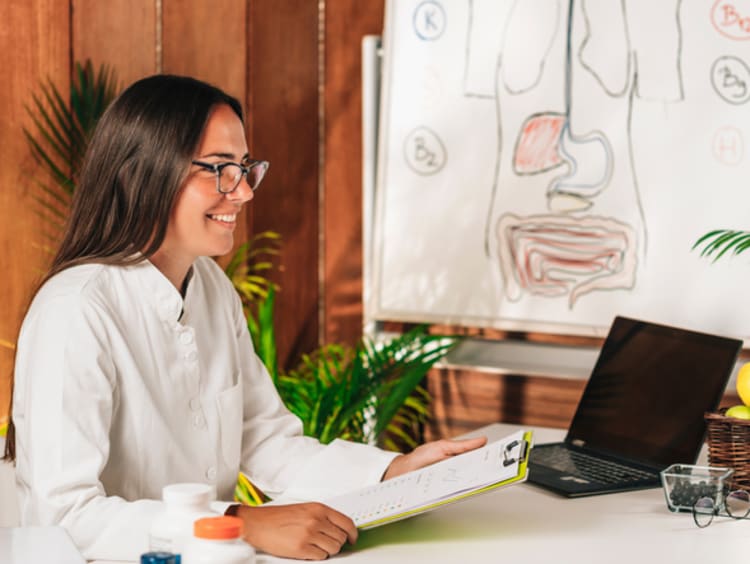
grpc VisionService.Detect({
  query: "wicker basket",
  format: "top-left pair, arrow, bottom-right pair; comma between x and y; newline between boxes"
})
705,409 -> 750,490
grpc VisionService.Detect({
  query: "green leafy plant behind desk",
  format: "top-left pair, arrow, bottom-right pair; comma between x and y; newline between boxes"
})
243,283 -> 458,451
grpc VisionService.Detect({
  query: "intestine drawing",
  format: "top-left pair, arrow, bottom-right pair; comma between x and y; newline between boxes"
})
465,0 -> 684,308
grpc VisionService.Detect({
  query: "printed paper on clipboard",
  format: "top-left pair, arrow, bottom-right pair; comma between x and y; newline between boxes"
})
323,429 -> 533,529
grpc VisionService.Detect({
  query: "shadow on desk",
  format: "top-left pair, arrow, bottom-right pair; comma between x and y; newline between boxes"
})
352,485 -> 603,552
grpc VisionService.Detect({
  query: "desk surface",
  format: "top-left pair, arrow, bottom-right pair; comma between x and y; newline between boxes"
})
1,526 -> 86,564
91,423 -> 749,564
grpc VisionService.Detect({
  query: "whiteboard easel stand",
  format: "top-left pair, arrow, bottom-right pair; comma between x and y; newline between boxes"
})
361,34 -> 383,341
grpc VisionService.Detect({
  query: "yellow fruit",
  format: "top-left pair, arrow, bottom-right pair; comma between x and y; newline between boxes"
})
726,405 -> 750,419
737,363 -> 750,406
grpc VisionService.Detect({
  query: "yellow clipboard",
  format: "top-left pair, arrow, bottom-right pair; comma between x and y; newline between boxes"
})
323,430 -> 534,530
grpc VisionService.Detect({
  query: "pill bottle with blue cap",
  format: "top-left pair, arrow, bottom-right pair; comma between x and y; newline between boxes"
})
140,551 -> 180,564
149,483 -> 217,556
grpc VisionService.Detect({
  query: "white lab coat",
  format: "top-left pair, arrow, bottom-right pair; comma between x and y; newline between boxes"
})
12,256 -> 398,561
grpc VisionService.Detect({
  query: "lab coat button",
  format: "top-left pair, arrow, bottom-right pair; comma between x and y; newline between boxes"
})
192,414 -> 205,428
189,397 -> 201,411
206,467 -> 217,481
162,302 -> 180,319
179,331 -> 193,345
185,350 -> 198,362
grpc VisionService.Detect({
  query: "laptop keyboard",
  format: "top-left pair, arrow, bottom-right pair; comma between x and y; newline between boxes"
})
531,445 -> 658,485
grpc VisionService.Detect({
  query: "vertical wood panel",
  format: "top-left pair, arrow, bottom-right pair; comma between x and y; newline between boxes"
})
72,0 -> 157,87
322,1 -> 385,346
162,0 -> 246,101
424,370 -> 744,441
247,0 -> 320,369
424,369 -> 585,440
0,1 -> 71,421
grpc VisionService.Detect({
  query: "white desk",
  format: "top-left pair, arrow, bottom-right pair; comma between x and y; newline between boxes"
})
87,423 -> 750,563
1,526 -> 86,564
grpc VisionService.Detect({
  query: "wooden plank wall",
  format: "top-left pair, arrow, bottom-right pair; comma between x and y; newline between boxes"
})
0,1 -> 71,425
246,1 -> 321,370
322,1 -> 385,344
72,1 -> 156,87
424,369 -> 586,440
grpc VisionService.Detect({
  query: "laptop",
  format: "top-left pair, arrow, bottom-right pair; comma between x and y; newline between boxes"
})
528,315 -> 742,497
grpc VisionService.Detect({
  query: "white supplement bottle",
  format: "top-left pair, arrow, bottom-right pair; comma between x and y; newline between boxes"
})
149,483 -> 217,556
182,516 -> 255,564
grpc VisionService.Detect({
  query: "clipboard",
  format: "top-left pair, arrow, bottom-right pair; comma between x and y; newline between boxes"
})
323,430 -> 533,529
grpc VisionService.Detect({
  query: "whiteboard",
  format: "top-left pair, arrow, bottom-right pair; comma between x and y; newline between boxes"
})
372,0 -> 750,340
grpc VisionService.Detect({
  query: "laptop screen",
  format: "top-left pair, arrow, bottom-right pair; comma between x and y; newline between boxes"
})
566,316 -> 742,467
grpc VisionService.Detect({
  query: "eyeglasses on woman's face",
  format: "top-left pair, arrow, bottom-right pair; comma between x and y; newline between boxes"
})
191,159 -> 270,194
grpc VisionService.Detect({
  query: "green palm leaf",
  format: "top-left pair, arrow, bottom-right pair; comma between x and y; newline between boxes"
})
24,60 -> 118,241
273,325 -> 459,450
693,229 -> 750,261
227,230 -> 281,381
246,285 -> 279,382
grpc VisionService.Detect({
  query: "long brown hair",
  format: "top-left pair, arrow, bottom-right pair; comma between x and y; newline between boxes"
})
3,75 -> 243,461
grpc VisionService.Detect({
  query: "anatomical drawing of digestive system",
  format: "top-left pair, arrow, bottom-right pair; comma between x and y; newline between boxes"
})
379,0 -> 750,333
465,0 -> 683,309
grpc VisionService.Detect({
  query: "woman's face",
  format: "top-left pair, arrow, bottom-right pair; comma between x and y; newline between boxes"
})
161,103 -> 253,265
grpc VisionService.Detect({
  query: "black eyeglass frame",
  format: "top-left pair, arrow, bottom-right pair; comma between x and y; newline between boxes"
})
692,489 -> 750,528
191,159 -> 270,194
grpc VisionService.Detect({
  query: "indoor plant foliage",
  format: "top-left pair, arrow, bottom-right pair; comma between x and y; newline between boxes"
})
273,323 -> 451,451
241,274 -> 450,452
24,60 -> 118,245
224,229 -> 281,378
693,230 -> 750,261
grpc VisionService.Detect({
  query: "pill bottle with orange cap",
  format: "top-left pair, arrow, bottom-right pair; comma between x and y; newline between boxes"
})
149,483 -> 217,556
181,515 -> 255,564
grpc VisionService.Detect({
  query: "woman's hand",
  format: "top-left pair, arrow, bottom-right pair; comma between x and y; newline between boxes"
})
382,435 -> 488,480
236,502 -> 358,560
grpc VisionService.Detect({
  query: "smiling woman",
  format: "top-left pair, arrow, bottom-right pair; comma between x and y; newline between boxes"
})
4,74 -> 486,562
